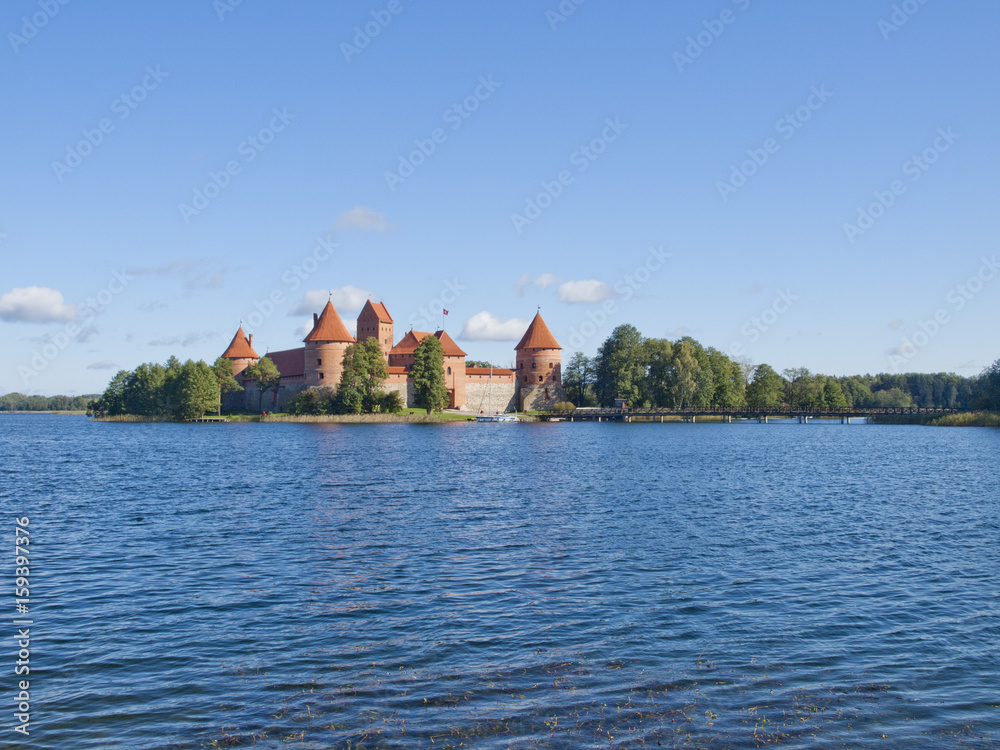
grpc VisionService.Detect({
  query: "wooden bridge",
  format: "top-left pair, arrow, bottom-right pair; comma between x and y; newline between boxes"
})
548,406 -> 963,423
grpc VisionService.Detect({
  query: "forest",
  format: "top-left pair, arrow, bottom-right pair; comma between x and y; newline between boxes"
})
565,324 -> 999,412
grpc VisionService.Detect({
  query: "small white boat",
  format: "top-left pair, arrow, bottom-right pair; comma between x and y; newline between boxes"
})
476,413 -> 518,422
475,366 -> 519,423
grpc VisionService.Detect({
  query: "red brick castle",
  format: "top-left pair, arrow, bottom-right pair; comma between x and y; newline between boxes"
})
221,300 -> 567,413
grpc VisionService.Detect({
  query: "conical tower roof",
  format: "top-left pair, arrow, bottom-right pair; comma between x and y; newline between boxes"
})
514,312 -> 561,350
304,301 -> 355,343
222,326 -> 259,359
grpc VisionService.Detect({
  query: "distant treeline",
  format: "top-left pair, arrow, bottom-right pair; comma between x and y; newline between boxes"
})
0,393 -> 98,412
566,325 -> 1000,412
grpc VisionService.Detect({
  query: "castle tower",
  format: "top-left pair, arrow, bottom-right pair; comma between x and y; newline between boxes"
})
515,312 -> 567,410
303,301 -> 356,388
356,299 -> 393,362
221,326 -> 259,377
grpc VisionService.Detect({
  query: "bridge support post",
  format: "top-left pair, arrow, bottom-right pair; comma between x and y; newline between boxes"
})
692,415 -> 697,424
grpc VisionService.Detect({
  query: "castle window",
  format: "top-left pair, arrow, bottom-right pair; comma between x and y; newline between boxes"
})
538,376 -> 543,382
447,367 -> 451,375
532,362 -> 537,369
317,359 -> 322,366
549,362 -> 553,368
319,373 -> 324,380
523,376 -> 528,383
519,362 -> 523,369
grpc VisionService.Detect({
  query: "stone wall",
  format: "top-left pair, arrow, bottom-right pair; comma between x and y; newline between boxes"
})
238,381 -> 305,413
519,382 -> 568,411
383,381 -> 415,408
464,380 -> 517,414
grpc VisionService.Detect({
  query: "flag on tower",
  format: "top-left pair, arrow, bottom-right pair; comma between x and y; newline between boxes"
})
443,309 -> 449,315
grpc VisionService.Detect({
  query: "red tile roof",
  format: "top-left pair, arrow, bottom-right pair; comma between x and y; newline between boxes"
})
304,301 -> 355,343
390,330 -> 467,357
515,313 -> 561,350
361,299 -> 393,323
222,326 -> 259,359
466,367 -> 515,375
434,330 -> 467,357
266,347 -> 305,378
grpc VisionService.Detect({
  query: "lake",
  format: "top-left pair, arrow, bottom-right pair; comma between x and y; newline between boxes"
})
2,414 -> 998,748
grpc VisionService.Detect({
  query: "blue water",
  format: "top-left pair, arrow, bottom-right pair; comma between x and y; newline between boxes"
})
2,415 -> 999,749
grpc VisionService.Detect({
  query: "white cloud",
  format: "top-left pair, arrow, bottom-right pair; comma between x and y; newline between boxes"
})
129,257 -> 229,291
515,272 -> 560,295
290,286 -> 373,316
534,273 -> 560,289
557,280 -> 614,304
0,286 -> 77,323
335,206 -> 388,233
461,311 -> 529,341
87,360 -> 117,370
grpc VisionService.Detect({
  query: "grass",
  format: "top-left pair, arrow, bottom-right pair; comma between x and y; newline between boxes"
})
929,411 -> 1000,427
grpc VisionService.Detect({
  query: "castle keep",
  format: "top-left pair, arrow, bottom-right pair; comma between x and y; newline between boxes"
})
221,300 -> 567,413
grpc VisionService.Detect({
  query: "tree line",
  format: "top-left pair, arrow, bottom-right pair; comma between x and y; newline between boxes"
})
0,393 -> 99,412
87,356 -> 243,420
563,324 -> 997,412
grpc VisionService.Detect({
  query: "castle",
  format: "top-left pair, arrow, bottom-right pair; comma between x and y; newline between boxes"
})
220,299 -> 568,413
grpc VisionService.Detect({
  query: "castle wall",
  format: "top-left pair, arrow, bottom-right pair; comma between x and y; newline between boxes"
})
238,379 -> 306,412
464,380 -> 517,414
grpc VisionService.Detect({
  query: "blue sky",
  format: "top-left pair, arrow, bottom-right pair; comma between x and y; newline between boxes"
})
2,0 -> 998,395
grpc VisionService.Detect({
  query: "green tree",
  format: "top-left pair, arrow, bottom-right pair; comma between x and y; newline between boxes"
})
101,370 -> 132,415
175,360 -> 217,420
782,367 -> 811,410
973,359 -> 1000,411
124,362 -> 167,416
564,352 -> 596,406
245,356 -> 281,412
822,378 -> 848,411
411,334 -> 449,414
746,364 -> 784,408
212,356 -> 242,416
670,340 -> 700,409
707,347 -> 744,409
356,338 -> 389,412
595,324 -> 645,407
642,338 -> 674,407
333,345 -> 365,414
